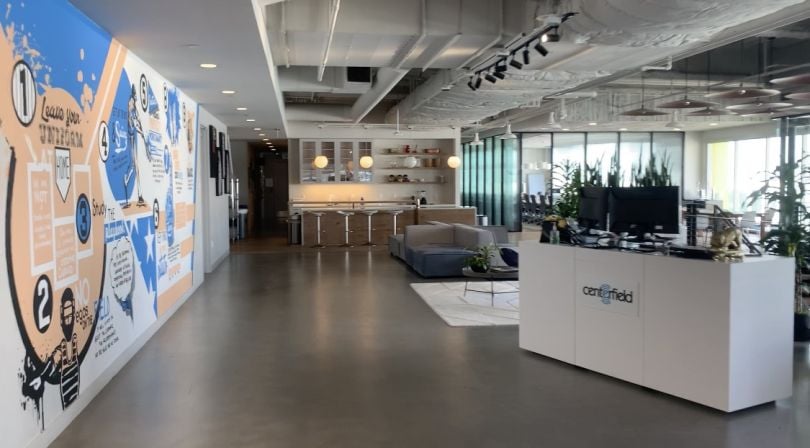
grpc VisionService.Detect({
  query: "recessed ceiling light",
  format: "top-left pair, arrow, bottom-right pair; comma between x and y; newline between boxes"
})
271,148 -> 277,151
253,127 -> 262,131
222,90 -> 236,95
182,43 -> 200,49
258,133 -> 266,136
263,138 -> 269,141
588,122 -> 597,126
246,119 -> 256,122
672,127 -> 682,131
200,63 -> 217,69
562,128 -> 570,131
709,122 -> 719,126
236,107 -> 247,111
619,128 -> 628,131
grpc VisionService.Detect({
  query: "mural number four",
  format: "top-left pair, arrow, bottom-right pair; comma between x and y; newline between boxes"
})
12,61 -> 36,126
98,121 -> 110,162
33,276 -> 53,333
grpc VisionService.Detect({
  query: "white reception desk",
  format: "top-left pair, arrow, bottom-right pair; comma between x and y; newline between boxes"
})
519,242 -> 794,412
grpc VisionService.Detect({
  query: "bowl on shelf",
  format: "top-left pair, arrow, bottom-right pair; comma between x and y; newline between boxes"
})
403,156 -> 418,168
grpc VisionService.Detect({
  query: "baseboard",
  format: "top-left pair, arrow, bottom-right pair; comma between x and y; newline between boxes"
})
206,250 -> 229,273
26,282 -> 202,448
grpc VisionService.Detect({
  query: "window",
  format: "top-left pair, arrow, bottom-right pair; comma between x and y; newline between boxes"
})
706,138 -> 779,212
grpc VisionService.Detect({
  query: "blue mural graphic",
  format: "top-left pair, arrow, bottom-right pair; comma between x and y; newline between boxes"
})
126,217 -> 158,315
105,70 -> 135,202
165,86 -> 181,146
0,0 -> 110,108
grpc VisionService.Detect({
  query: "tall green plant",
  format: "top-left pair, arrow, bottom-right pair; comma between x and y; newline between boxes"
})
631,150 -> 673,187
584,158 -> 604,187
552,160 -> 582,219
607,151 -> 622,188
747,156 -> 810,314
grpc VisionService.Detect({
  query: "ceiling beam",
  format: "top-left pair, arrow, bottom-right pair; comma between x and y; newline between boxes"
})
317,0 -> 341,82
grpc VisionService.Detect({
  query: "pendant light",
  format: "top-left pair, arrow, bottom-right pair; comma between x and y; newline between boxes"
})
726,101 -> 792,112
705,39 -> 780,99
771,73 -> 810,86
786,92 -> 810,101
658,58 -> 716,109
621,72 -> 667,116
500,122 -> 517,139
470,122 -> 483,146
664,111 -> 684,131
689,49 -> 737,117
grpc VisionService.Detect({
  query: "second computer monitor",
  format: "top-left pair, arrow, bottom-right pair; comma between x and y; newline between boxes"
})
578,186 -> 609,231
608,186 -> 680,236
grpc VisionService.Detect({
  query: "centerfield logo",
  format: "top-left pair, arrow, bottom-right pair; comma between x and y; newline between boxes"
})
582,284 -> 634,305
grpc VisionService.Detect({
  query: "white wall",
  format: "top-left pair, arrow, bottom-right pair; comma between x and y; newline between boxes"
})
198,108 -> 231,273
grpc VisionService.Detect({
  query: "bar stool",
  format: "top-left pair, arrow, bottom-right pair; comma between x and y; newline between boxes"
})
386,209 -> 404,235
307,211 -> 326,248
337,210 -> 354,247
360,210 -> 378,246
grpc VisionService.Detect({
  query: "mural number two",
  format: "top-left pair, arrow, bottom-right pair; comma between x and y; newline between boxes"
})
34,276 -> 53,333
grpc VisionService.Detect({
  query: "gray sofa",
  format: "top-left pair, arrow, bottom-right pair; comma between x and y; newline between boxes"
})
391,222 -> 511,278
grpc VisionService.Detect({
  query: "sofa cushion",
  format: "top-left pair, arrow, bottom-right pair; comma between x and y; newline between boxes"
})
388,234 -> 405,259
410,246 -> 474,278
404,224 -> 454,249
500,247 -> 519,267
452,224 -> 495,249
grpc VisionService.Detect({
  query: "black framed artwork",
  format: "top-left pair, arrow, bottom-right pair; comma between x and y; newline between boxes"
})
224,149 -> 231,194
209,125 -> 218,178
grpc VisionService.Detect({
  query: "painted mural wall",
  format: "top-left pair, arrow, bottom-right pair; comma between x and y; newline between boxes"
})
0,1 -> 200,445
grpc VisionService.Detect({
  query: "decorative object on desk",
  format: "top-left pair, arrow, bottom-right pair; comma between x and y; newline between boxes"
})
403,156 -> 418,168
746,153 -> 810,341
540,215 -> 572,244
447,155 -> 461,169
359,155 -> 374,169
464,245 -> 496,273
709,227 -> 744,262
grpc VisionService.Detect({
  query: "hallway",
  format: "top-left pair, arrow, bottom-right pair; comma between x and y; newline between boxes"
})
53,249 -> 810,448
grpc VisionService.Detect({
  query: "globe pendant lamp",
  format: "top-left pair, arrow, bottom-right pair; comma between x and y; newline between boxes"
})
447,156 -> 461,169
313,155 -> 329,169
359,155 -> 374,169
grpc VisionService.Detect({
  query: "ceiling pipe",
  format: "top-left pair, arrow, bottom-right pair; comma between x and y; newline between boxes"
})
350,67 -> 409,123
456,0 -> 503,70
391,0 -> 427,69
422,34 -> 463,72
281,1 -> 290,68
641,56 -> 673,72
317,0 -> 341,82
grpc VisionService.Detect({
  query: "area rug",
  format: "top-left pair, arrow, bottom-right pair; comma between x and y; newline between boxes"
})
410,281 -> 519,327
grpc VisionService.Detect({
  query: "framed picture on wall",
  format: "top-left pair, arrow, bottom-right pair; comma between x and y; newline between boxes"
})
224,149 -> 231,194
216,145 -> 223,196
209,125 -> 218,178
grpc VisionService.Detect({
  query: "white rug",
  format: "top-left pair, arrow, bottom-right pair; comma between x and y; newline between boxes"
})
410,281 -> 519,327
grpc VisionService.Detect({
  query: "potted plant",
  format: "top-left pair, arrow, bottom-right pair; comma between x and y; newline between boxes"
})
464,245 -> 496,273
747,155 -> 810,341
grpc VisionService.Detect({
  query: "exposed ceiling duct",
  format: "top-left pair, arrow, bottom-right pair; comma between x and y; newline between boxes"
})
390,0 -> 807,126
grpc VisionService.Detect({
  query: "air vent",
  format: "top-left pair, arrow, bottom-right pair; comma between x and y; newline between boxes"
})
347,67 -> 372,83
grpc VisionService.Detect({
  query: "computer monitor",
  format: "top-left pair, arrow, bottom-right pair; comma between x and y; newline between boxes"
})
608,186 -> 680,237
578,186 -> 609,231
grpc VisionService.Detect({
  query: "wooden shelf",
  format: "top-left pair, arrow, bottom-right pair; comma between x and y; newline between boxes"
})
377,154 -> 442,157
380,182 -> 446,185
376,167 -> 444,170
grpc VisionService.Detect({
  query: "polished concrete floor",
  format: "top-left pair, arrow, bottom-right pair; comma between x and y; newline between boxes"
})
53,247 -> 810,447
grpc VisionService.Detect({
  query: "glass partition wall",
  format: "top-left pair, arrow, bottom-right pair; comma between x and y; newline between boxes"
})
462,131 -> 684,231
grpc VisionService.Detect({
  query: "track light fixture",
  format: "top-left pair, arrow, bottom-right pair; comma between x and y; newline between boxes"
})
465,12 -> 576,90
541,26 -> 561,43
534,41 -> 548,57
